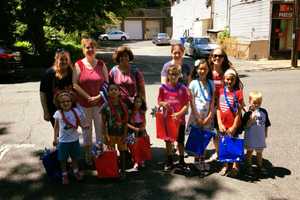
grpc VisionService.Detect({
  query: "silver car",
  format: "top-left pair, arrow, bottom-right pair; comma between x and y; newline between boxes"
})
152,33 -> 170,45
184,37 -> 219,58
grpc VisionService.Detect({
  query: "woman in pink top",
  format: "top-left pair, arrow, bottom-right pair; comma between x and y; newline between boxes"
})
73,38 -> 109,164
207,47 -> 232,161
109,46 -> 146,107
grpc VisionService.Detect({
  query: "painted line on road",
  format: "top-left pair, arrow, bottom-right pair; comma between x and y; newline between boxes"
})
0,144 -> 35,161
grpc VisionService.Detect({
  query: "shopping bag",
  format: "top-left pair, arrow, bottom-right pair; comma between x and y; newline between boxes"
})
41,148 -> 61,180
129,135 -> 152,164
185,125 -> 214,156
156,109 -> 179,142
218,136 -> 244,163
95,150 -> 119,178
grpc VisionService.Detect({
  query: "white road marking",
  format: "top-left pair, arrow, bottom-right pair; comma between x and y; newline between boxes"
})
0,144 -> 35,160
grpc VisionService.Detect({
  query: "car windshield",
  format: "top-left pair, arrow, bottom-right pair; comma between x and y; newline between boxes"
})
158,33 -> 167,37
194,38 -> 209,45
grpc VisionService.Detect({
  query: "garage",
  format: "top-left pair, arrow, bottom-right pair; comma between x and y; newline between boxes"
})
124,20 -> 143,40
145,20 -> 160,39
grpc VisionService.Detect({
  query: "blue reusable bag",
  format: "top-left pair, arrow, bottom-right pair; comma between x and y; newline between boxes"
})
185,125 -> 214,156
41,148 -> 62,180
218,136 -> 244,163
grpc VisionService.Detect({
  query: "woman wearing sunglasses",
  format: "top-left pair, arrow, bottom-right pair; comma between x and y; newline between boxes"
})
207,47 -> 233,162
73,38 -> 109,165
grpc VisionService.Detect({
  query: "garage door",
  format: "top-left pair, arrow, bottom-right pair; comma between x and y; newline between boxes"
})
124,20 -> 143,40
145,20 -> 160,40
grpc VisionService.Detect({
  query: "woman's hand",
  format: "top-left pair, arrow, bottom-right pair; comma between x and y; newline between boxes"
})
43,112 -> 51,121
159,102 -> 169,109
88,95 -> 101,105
53,138 -> 58,146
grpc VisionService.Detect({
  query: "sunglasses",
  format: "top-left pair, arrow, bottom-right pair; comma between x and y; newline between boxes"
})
85,46 -> 94,50
212,54 -> 224,58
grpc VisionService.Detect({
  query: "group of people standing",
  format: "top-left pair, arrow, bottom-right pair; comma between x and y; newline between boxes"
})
158,43 -> 270,177
40,38 -> 146,184
40,38 -> 271,184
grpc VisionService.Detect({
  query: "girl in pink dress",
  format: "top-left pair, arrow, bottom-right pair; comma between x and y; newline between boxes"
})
157,64 -> 190,171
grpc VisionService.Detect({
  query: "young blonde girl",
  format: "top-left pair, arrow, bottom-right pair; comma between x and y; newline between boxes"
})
127,96 -> 148,169
216,68 -> 244,177
158,64 -> 190,171
188,59 -> 215,170
243,91 -> 271,175
53,91 -> 87,185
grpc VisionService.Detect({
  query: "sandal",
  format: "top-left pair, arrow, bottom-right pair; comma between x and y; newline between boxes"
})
219,166 -> 228,176
228,168 -> 239,177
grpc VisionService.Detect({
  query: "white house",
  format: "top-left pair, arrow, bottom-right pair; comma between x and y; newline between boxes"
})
171,0 -> 298,59
170,0 -> 211,39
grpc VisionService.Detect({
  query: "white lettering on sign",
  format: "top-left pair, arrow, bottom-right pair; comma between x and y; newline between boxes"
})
278,12 -> 293,18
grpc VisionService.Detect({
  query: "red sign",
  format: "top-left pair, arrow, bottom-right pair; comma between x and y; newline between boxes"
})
273,3 -> 294,19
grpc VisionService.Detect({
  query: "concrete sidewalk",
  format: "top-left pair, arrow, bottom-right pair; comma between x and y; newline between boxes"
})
229,57 -> 300,72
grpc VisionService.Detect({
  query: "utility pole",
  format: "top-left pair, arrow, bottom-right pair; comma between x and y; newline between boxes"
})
291,0 -> 299,67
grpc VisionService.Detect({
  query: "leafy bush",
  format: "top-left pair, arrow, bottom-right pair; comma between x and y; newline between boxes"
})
14,41 -> 33,52
217,27 -> 230,44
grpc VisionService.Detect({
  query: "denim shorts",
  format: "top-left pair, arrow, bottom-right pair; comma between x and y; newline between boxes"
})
58,140 -> 81,161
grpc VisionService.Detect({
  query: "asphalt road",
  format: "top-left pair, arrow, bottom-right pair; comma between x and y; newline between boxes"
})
0,41 -> 299,200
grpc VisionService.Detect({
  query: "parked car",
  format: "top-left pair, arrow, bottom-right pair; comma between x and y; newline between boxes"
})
152,33 -> 170,45
99,30 -> 129,41
0,46 -> 23,77
184,36 -> 219,58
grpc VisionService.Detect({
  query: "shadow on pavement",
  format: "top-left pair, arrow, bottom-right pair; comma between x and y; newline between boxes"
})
0,147 -> 225,200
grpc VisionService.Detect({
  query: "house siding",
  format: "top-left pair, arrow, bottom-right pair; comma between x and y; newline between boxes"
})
230,0 -> 271,42
171,0 -> 210,39
213,0 -> 227,31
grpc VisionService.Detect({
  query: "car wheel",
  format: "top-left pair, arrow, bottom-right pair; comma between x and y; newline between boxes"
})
121,36 -> 126,41
103,37 -> 108,41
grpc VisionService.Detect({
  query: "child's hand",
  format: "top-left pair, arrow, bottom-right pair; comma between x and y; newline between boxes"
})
226,127 -> 236,136
171,112 -> 180,120
53,138 -> 58,146
219,124 -> 227,133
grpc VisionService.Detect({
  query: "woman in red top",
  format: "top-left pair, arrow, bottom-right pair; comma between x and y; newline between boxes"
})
208,47 -> 233,161
73,38 -> 109,164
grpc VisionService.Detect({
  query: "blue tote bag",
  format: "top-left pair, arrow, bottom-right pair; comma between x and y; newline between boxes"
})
218,135 -> 244,163
185,125 -> 214,156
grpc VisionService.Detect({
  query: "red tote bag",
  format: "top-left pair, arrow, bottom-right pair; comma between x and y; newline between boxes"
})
95,150 -> 119,178
156,109 -> 179,142
129,135 -> 152,164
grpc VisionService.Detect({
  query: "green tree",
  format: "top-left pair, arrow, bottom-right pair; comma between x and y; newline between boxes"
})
14,0 -> 141,57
